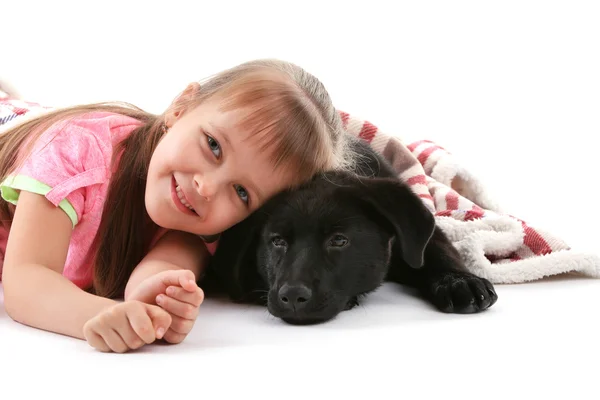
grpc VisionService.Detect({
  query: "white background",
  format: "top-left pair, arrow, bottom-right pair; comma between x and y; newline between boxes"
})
1,1 -> 599,399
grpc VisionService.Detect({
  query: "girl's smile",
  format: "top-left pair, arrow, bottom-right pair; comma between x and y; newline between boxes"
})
171,175 -> 199,217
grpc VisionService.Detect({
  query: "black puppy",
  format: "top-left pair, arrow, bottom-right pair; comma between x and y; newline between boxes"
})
206,139 -> 498,324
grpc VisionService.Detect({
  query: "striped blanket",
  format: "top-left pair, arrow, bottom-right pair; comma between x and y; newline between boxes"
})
2,93 -> 599,283
342,112 -> 600,283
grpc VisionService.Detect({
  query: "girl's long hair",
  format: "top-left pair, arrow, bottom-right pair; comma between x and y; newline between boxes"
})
0,59 -> 357,298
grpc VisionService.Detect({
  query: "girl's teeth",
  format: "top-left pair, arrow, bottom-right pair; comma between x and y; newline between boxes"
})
175,185 -> 195,212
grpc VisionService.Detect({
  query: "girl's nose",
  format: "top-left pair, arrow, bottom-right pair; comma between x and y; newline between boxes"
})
194,176 -> 216,201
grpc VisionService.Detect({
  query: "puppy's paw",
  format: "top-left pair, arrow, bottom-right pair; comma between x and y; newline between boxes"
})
428,272 -> 498,313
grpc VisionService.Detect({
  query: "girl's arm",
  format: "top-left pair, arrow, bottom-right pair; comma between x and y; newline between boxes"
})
2,191 -> 117,339
123,230 -> 209,344
124,230 -> 210,301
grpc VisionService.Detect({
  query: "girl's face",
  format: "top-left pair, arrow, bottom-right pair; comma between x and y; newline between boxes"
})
145,87 -> 299,236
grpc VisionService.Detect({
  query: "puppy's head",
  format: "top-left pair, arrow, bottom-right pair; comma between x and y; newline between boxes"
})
208,171 -> 435,324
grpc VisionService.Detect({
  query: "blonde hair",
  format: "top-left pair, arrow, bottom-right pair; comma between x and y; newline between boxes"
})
0,58 -> 354,298
174,59 -> 356,179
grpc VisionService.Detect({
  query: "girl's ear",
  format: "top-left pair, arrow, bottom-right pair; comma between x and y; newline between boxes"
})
164,82 -> 202,128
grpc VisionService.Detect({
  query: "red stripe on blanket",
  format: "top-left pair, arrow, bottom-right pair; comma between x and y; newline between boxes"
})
418,193 -> 434,201
510,253 -> 522,261
523,224 -> 552,255
435,210 -> 452,217
418,146 -> 440,166
12,107 -> 29,115
508,215 -> 553,256
472,204 -> 485,214
358,121 -> 377,142
407,174 -> 427,185
445,191 -> 459,210
464,209 -> 485,221
407,140 -> 434,152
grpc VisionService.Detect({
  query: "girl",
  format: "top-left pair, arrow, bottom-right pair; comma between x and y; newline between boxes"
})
0,59 -> 355,353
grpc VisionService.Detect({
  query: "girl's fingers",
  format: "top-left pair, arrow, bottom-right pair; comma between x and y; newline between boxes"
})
85,329 -> 111,353
162,328 -> 186,344
168,314 -> 195,335
165,285 -> 204,307
117,322 -> 146,350
143,303 -> 172,339
159,269 -> 196,292
98,326 -> 129,353
156,293 -> 199,320
126,306 -> 157,344
179,274 -> 199,292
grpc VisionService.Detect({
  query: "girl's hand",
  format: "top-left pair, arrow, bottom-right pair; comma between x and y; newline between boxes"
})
82,300 -> 172,353
127,269 -> 204,344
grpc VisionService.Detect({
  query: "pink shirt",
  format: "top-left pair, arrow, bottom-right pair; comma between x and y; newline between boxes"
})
0,112 -> 215,290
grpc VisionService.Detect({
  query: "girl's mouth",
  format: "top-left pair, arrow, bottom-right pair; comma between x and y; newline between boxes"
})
171,176 -> 198,216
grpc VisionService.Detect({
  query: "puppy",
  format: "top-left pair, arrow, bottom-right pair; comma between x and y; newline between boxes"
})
206,138 -> 498,324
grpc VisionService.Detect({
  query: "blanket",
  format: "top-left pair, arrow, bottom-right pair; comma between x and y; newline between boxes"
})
2,93 -> 599,283
0,92 -> 51,128
340,111 -> 600,283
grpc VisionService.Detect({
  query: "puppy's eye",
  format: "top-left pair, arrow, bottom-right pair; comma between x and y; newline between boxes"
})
328,234 -> 349,248
271,236 -> 287,247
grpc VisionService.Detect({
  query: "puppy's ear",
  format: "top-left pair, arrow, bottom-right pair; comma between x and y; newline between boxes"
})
208,210 -> 268,303
354,178 -> 435,269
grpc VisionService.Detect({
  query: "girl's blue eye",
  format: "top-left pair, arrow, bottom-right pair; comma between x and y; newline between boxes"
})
207,135 -> 221,159
234,184 -> 249,204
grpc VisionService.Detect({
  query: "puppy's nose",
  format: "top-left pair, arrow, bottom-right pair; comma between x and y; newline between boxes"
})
278,283 -> 312,310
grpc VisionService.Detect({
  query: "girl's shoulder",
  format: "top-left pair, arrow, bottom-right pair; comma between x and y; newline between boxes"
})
35,111 -> 144,152
21,111 -> 145,179
1,111 -> 144,228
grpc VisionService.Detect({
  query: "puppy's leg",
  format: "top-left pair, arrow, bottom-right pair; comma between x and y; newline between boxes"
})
389,227 -> 498,313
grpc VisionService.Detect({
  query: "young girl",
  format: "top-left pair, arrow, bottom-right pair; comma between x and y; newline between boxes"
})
0,59 -> 354,353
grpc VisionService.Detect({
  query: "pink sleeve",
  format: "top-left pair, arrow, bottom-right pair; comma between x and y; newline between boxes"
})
6,117 -> 110,225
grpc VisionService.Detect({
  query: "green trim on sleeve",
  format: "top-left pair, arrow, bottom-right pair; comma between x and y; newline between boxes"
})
0,174 -> 79,227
